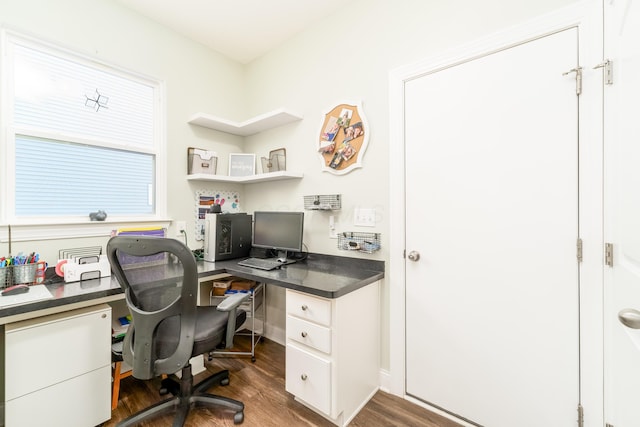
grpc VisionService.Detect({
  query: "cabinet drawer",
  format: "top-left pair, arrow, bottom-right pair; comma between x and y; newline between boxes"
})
286,343 -> 331,415
5,304 -> 111,400
287,290 -> 331,327
5,366 -> 111,427
286,315 -> 332,354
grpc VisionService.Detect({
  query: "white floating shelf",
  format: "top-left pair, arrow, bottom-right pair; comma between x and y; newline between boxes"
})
187,171 -> 303,183
188,108 -> 303,136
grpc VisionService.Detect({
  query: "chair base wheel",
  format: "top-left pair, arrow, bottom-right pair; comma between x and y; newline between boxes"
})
234,411 -> 244,424
160,377 -> 180,396
220,378 -> 230,386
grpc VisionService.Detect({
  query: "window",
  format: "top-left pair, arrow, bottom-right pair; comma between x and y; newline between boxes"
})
1,31 -> 165,225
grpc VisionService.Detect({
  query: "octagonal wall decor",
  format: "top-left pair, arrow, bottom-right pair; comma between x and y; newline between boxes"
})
317,101 -> 369,175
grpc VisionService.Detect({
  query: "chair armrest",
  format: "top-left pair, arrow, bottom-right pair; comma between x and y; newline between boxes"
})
217,292 -> 251,349
217,292 -> 250,312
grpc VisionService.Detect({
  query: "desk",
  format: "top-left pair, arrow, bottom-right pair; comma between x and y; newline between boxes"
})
0,253 -> 383,427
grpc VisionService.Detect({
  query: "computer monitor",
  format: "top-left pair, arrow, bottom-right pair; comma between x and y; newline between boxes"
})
252,211 -> 304,262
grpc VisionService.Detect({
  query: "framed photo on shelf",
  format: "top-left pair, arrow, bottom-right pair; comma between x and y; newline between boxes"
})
229,153 -> 256,177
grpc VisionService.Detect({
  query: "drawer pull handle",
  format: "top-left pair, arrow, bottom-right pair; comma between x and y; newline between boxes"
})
301,374 -> 308,381
301,304 -> 308,311
301,331 -> 308,338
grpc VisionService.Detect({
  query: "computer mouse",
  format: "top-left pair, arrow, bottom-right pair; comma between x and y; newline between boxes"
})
1,284 -> 30,296
277,258 -> 287,263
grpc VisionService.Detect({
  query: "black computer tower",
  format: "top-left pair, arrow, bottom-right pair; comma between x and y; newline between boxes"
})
203,213 -> 252,261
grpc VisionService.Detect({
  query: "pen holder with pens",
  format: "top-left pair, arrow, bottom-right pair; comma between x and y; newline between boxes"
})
0,259 -> 47,288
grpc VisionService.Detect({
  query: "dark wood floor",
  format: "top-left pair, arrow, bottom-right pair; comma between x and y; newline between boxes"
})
105,336 -> 462,427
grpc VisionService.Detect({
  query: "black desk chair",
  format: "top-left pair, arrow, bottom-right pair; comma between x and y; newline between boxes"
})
107,235 -> 248,426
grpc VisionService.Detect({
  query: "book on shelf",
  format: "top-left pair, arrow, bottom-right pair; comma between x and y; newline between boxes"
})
112,315 -> 131,339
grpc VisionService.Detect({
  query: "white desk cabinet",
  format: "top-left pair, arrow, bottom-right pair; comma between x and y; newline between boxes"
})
4,304 -> 111,427
285,282 -> 379,427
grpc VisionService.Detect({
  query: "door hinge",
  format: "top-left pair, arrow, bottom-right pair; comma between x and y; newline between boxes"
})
576,238 -> 583,263
605,243 -> 614,267
577,404 -> 584,427
593,59 -> 613,85
563,66 -> 583,95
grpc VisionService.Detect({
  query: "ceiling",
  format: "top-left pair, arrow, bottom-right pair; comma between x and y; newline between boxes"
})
115,0 -> 346,64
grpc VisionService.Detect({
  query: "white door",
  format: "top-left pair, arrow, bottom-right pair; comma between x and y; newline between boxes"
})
404,28 -> 580,427
603,1 -> 640,426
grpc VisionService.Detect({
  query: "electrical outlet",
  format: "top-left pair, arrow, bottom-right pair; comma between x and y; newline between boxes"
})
175,221 -> 187,237
354,208 -> 376,227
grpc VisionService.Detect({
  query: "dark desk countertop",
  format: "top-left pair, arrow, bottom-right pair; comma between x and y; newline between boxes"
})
214,253 -> 384,298
0,253 -> 384,323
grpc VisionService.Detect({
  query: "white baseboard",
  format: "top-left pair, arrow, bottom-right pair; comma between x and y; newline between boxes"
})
378,368 -> 474,426
378,368 -> 394,395
404,395 -> 476,427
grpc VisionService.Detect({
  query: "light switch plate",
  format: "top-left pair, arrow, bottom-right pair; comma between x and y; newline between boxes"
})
354,208 -> 376,227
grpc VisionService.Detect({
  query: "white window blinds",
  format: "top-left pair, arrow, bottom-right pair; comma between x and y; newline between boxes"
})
15,136 -> 154,216
4,34 -> 161,220
13,44 -> 155,148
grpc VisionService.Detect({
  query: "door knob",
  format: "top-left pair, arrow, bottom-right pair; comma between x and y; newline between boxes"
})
618,308 -> 640,329
407,251 -> 420,262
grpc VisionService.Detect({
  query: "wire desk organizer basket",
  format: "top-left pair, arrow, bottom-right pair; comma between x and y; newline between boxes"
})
261,148 -> 286,173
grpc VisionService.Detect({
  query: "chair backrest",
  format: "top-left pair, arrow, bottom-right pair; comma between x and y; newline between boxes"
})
107,236 -> 199,380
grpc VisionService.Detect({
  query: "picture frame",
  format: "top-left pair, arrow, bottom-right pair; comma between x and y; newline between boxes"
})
228,153 -> 256,177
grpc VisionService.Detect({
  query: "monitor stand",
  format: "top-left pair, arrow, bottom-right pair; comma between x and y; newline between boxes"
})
274,250 -> 297,266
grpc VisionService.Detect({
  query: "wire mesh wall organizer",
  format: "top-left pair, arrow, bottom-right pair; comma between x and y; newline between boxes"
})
337,232 -> 381,253
303,194 -> 342,210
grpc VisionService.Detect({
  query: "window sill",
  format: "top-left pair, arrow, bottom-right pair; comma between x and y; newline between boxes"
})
0,218 -> 172,243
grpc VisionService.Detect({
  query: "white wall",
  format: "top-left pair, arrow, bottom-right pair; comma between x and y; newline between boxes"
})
1,0 -> 581,373
243,0 -> 581,371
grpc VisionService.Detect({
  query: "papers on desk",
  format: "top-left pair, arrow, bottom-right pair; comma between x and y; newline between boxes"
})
0,285 -> 53,308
